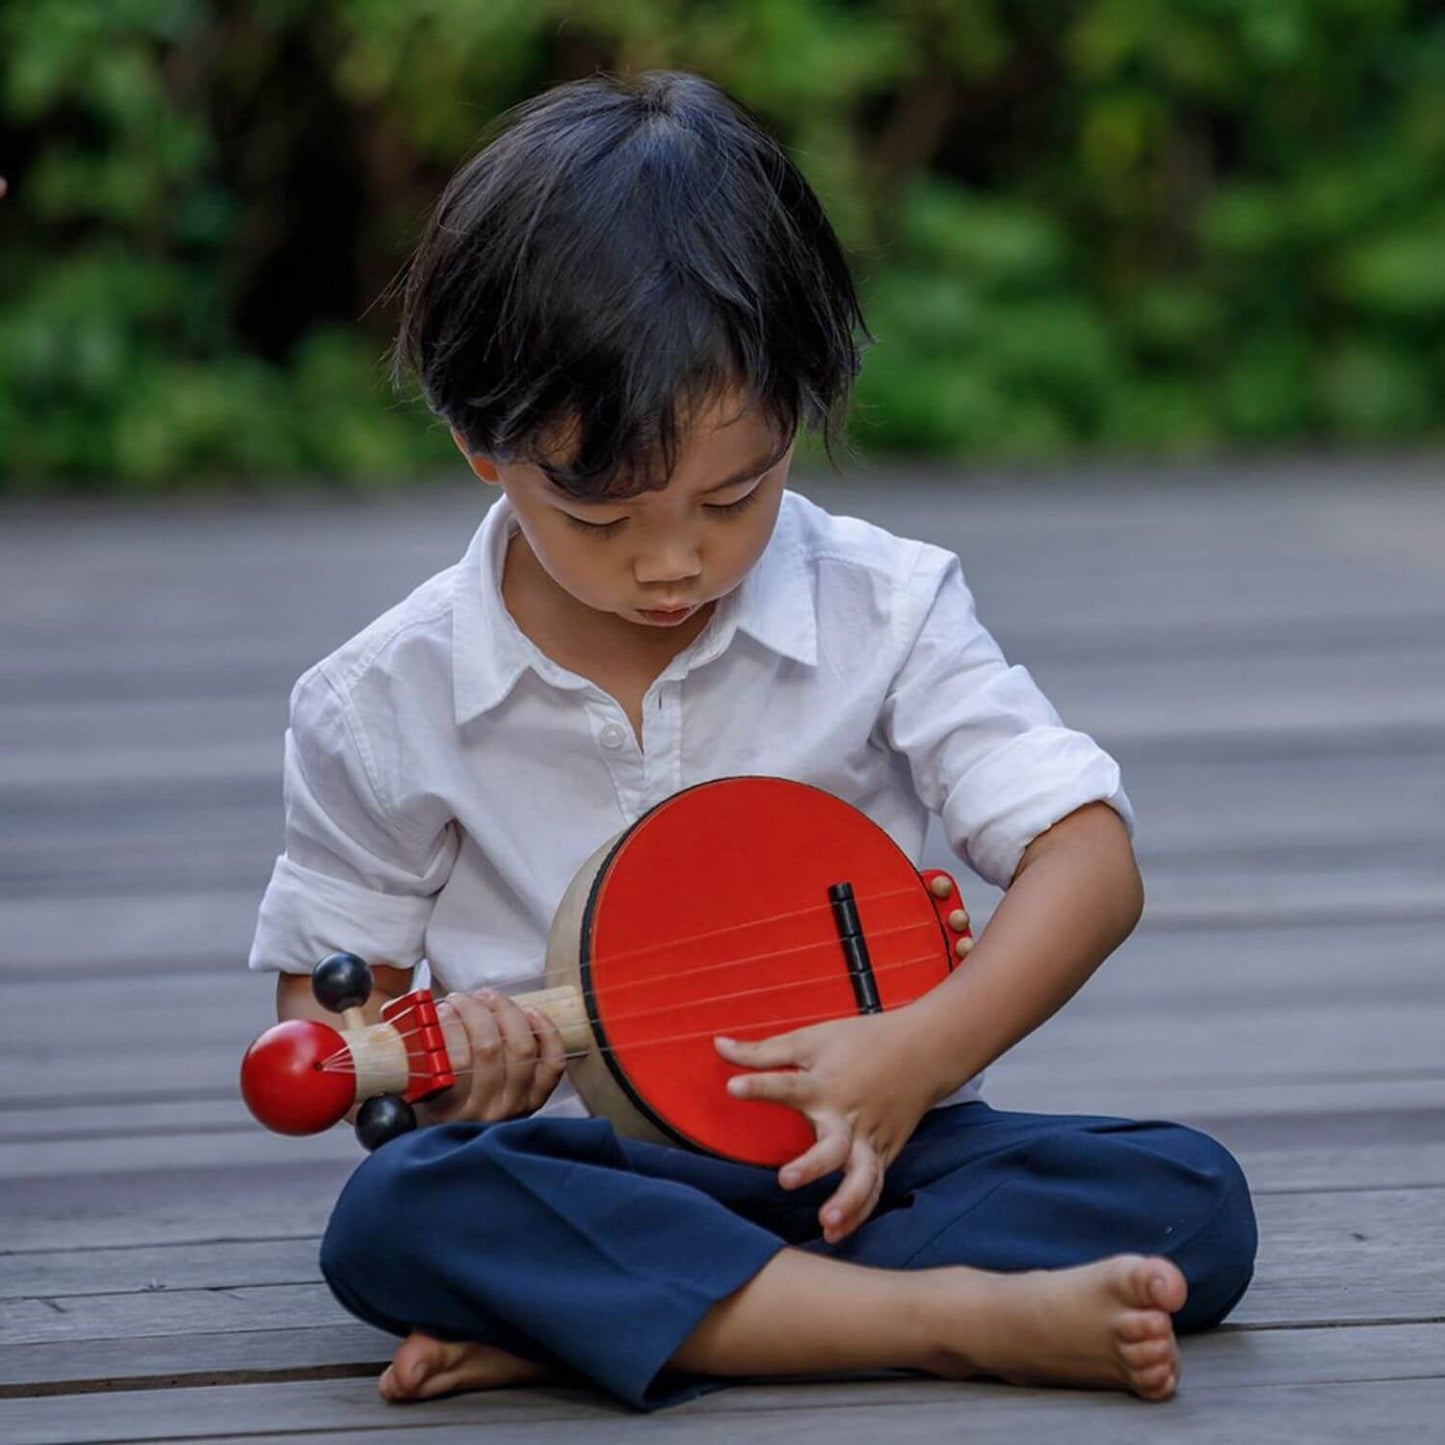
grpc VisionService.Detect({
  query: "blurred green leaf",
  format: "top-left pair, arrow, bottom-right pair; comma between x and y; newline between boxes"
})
1316,340 -> 1435,439
900,180 -> 1068,293
1331,218 -> 1445,320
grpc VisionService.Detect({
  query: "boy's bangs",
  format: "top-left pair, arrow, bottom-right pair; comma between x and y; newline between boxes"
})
514,325 -> 800,503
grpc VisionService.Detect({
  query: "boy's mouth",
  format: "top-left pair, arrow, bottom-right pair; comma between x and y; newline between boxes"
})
636,604 -> 698,626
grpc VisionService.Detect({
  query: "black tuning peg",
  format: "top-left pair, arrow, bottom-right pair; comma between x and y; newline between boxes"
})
312,952 -> 372,1014
355,1094 -> 417,1152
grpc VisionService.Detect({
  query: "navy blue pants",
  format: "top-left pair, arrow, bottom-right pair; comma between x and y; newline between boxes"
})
320,1101 -> 1256,1410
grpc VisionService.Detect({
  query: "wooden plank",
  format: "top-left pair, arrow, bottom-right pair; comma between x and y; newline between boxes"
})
0,1282 -> 351,1345
0,697 -> 283,752
2,1184 -> 1439,1350
6,1119 -> 1441,1302
5,649 -> 1443,801
0,1239 -> 326,1301
8,857 -> 1444,984
0,1128 -> 361,1181
6,991 -> 1441,1108
8,752 -> 1444,895
0,890 -> 270,974
1,1315 -> 1440,1403
0,1323 -> 393,1395
0,1159 -> 349,1251
996,1074 -> 1445,1126
1235,1186 -> 1445,1327
1187,1109 -> 1445,1195
0,1096 -> 252,1144
7,1370 -> 1445,1445
0,740 -> 279,797
8,1106 -> 1445,1196
6,601 -> 1445,703
5,643 -> 1443,753
1119,753 -> 1445,855
227,1377 -> 1445,1443
8,918 -> 1441,1066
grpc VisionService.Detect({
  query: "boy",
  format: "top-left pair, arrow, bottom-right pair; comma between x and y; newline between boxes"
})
250,70 -> 1255,1411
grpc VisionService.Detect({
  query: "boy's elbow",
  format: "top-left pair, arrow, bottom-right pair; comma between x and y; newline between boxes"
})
276,970 -> 316,1023
1124,855 -> 1145,933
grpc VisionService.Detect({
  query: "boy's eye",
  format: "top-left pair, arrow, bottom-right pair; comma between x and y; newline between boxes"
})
705,483 -> 765,516
562,513 -> 626,537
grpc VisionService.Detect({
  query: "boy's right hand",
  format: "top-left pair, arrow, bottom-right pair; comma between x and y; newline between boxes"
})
419,989 -> 567,1125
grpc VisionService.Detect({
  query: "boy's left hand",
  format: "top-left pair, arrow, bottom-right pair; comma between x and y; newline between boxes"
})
714,1008 -> 936,1245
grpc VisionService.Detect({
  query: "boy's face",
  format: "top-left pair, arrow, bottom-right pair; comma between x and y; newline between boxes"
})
454,391 -> 794,632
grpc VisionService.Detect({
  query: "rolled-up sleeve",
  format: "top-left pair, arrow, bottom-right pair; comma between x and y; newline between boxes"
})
248,666 -> 459,975
880,550 -> 1134,890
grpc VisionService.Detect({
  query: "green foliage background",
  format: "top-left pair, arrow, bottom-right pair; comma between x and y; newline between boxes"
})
4,0 -> 1445,490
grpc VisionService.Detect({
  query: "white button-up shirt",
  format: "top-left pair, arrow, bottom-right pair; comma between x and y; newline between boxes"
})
249,489 -> 1132,1114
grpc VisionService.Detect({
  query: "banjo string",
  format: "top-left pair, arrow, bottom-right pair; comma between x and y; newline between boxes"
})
482,913 -> 947,1028
333,916 -> 942,1056
319,948 -> 948,1073
438,980 -> 938,1066
544,882 -> 925,980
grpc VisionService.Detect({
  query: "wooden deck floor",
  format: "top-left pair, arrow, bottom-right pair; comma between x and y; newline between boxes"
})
3,458 -> 1444,1442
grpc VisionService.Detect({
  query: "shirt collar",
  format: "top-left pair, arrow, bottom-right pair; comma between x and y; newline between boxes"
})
706,490 -> 818,669
452,489 -> 817,726
451,497 -> 532,725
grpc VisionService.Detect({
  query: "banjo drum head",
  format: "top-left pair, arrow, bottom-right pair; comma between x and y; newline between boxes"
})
577,776 -> 952,1166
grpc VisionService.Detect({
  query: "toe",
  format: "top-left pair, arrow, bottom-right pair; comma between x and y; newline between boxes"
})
1116,1308 -> 1171,1344
1120,1336 -> 1175,1372
1133,1359 -> 1177,1401
382,1332 -> 455,1402
1127,1256 -> 1187,1314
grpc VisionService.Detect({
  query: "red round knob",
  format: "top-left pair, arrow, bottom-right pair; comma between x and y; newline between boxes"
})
240,1019 -> 354,1135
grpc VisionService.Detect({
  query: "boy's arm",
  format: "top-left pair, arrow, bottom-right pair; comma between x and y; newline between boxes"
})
718,800 -> 1140,1242
903,798 -> 1143,1103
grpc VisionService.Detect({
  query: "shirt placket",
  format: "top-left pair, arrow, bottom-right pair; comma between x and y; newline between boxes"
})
588,691 -> 646,821
639,674 -> 684,811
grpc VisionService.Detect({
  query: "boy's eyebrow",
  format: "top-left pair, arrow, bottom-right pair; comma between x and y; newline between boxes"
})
697,442 -> 789,495
561,440 -> 790,506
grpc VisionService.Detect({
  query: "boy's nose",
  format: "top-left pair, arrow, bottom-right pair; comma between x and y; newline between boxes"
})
633,548 -> 702,586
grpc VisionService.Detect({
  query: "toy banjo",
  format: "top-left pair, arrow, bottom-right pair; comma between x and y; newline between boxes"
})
241,777 -> 973,1167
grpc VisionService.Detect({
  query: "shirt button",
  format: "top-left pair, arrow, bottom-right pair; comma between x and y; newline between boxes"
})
599,722 -> 628,750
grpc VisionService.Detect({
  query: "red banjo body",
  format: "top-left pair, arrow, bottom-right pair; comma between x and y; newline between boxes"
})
555,777 -> 966,1165
242,777 -> 972,1167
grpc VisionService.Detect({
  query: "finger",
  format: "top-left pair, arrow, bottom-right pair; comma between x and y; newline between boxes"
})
484,992 -> 539,1118
523,1008 -> 568,1112
778,1120 -> 851,1189
726,1068 -> 806,1107
820,1141 -> 883,1242
714,1030 -> 810,1070
449,991 -> 507,1120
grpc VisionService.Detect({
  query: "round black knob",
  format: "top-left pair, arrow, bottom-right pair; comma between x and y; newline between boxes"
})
355,1094 -> 418,1152
312,952 -> 372,1014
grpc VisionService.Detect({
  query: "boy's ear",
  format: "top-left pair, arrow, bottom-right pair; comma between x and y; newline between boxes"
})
451,427 -> 500,484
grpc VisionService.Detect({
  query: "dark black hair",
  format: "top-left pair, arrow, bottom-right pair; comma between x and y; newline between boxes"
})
389,70 -> 870,498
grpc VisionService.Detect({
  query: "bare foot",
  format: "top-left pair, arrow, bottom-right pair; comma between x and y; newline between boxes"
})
379,1331 -> 556,1402
930,1254 -> 1187,1402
